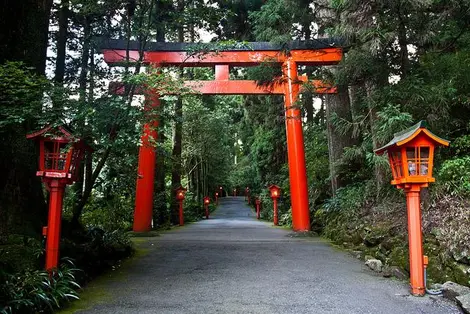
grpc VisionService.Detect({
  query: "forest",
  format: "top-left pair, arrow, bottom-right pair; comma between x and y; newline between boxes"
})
1,0 -> 470,312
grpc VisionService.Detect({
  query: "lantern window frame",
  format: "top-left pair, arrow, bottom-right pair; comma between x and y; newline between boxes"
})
374,121 -> 449,187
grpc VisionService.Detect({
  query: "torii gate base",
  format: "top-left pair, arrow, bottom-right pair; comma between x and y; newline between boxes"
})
101,39 -> 343,232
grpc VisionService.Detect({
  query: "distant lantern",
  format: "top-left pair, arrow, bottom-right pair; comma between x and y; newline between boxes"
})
374,121 -> 449,188
268,185 -> 281,199
175,186 -> 187,226
175,186 -> 187,201
203,196 -> 211,219
27,125 -> 89,183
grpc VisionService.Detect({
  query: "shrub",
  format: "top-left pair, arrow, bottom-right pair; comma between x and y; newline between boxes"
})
0,259 -> 80,314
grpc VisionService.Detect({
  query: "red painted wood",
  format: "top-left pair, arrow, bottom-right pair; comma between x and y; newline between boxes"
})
179,200 -> 184,226
133,96 -> 159,232
406,186 -> 425,296
103,48 -> 343,66
273,198 -> 279,226
215,65 -> 229,80
283,60 -> 310,232
45,179 -> 66,271
110,80 -> 336,95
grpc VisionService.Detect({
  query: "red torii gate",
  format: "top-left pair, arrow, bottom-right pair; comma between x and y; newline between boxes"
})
100,39 -> 343,232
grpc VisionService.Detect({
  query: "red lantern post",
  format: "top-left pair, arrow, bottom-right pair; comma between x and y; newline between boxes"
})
219,186 -> 223,197
268,185 -> 281,226
27,125 -> 89,271
215,192 -> 219,205
175,186 -> 187,226
203,196 -> 211,219
255,198 -> 261,219
375,121 -> 449,296
245,187 -> 250,204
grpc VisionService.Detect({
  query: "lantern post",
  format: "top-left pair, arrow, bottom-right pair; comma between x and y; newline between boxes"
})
203,196 -> 211,219
245,187 -> 250,204
375,121 -> 449,296
219,186 -> 223,197
215,192 -> 219,205
27,125 -> 89,271
268,185 -> 281,226
175,186 -> 187,226
255,198 -> 261,219
233,188 -> 237,197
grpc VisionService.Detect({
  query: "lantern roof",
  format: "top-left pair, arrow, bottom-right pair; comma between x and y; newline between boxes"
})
27,124 -> 93,151
374,121 -> 449,154
27,124 -> 76,141
268,184 -> 280,191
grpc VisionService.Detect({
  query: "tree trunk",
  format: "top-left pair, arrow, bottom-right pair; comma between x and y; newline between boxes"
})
325,84 -> 355,195
153,6 -> 168,227
54,0 -> 69,84
0,0 -> 53,242
154,114 -> 168,227
71,17 -> 91,224
169,1 -> 185,224
365,80 -> 386,195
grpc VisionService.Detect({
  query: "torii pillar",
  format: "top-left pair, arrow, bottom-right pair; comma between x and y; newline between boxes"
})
133,95 -> 159,232
283,59 -> 310,231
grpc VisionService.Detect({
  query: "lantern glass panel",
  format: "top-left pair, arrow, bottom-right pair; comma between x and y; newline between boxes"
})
44,141 -> 69,171
418,147 -> 430,176
390,151 -> 403,179
406,146 -> 430,176
406,147 -> 418,176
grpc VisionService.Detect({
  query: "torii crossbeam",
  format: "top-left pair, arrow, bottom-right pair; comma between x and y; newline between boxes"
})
100,38 -> 343,232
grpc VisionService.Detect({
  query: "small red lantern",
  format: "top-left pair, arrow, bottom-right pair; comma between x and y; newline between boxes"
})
268,185 -> 281,200
255,198 -> 261,219
375,121 -> 449,297
268,185 -> 281,226
175,186 -> 187,226
176,186 -> 187,201
27,125 -> 90,271
203,196 -> 211,219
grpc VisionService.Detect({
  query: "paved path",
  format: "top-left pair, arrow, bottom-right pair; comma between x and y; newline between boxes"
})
79,197 -> 460,314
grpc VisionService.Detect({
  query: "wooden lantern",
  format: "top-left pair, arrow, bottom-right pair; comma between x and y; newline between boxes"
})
27,125 -> 89,183
375,121 -> 449,188
268,184 -> 281,199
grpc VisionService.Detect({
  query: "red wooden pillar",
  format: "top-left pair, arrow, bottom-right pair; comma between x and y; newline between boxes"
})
133,96 -> 159,232
178,200 -> 184,226
45,179 -> 66,270
406,186 -> 425,296
273,198 -> 279,226
283,59 -> 310,231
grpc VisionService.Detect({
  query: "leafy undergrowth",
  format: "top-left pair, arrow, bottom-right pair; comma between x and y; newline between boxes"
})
317,182 -> 470,287
0,260 -> 80,314
0,228 -> 134,313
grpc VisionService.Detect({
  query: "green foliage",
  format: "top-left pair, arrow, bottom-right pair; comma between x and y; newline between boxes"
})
0,259 -> 80,314
0,62 -> 46,131
249,0 -> 297,42
437,156 -> 470,196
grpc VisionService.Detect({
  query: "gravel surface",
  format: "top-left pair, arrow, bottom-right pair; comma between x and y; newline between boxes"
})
79,197 -> 461,314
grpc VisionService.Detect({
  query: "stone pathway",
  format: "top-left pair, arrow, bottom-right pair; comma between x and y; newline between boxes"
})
76,197 -> 460,314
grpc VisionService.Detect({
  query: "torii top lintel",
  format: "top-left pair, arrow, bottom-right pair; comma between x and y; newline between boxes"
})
100,39 -> 343,67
